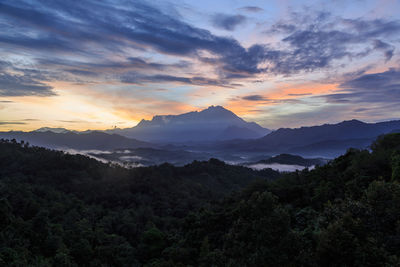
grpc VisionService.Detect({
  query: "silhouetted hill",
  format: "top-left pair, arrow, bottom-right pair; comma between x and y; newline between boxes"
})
287,138 -> 374,157
217,125 -> 262,140
222,119 -> 400,157
260,119 -> 400,145
0,130 -> 153,150
257,153 -> 326,167
106,105 -> 270,142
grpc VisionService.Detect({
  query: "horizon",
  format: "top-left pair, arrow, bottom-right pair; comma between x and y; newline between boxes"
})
1,0 -> 400,131
3,104 -> 400,133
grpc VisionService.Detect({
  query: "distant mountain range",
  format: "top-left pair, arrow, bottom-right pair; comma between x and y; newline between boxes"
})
2,107 -> 400,160
35,127 -> 71,134
220,119 -> 400,157
105,105 -> 270,142
0,131 -> 152,150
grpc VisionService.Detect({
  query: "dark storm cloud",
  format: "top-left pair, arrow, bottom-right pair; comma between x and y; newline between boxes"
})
211,14 -> 247,31
237,6 -> 264,13
321,69 -> 400,104
0,72 -> 55,96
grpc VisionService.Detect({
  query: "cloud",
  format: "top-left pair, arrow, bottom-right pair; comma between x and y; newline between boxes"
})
0,59 -> 79,90
0,1 -> 269,83
0,1 -> 399,91
237,6 -> 264,13
341,18 -> 400,37
288,93 -> 312,96
321,68 -> 400,104
234,68 -> 400,128
320,93 -> 352,103
39,57 -> 191,78
22,119 -> 40,121
268,23 -> 297,34
121,73 -> 227,87
63,69 -> 99,77
211,14 -> 247,31
373,40 -> 394,62
242,95 -> 269,101
340,68 -> 400,92
265,12 -> 400,74
58,120 -> 86,123
0,72 -> 55,96
0,121 -> 26,125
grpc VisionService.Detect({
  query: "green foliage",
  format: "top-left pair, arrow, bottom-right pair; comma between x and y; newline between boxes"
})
0,139 -> 275,266
1,134 -> 400,266
391,154 -> 400,181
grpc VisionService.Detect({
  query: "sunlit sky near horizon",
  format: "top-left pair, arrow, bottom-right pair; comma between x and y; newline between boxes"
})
1,0 -> 400,131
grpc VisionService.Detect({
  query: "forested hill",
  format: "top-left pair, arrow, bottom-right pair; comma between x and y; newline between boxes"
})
0,139 -> 278,266
178,133 -> 400,266
1,134 -> 400,266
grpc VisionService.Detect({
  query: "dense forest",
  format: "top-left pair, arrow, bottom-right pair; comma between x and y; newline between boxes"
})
1,134 -> 400,266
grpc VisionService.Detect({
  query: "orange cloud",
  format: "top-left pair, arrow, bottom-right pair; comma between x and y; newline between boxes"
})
224,81 -> 340,117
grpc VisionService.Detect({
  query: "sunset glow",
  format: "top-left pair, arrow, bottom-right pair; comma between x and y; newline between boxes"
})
1,0 -> 400,130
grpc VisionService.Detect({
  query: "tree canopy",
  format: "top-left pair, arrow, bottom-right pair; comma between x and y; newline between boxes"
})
1,134 -> 400,266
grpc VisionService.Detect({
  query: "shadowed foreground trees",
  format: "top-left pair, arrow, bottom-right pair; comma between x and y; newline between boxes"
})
1,134 -> 400,266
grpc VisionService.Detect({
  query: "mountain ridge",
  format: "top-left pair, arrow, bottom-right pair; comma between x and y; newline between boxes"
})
0,130 -> 153,150
3,115 -> 400,160
106,105 -> 270,142
220,119 -> 400,157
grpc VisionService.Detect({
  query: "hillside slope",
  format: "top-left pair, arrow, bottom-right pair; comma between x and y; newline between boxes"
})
220,119 -> 400,157
0,131 -> 153,150
0,140 -> 278,266
1,134 -> 400,265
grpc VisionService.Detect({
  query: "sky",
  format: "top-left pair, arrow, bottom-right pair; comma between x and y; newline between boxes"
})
0,0 -> 400,131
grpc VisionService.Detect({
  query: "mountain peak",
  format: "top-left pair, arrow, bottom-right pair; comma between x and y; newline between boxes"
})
34,127 -> 70,134
108,105 -> 270,142
200,105 -> 237,118
203,105 -> 231,113
341,119 -> 365,125
205,105 -> 226,110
